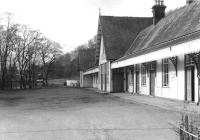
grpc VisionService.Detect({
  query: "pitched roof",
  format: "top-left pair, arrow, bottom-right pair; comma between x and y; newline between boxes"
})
118,1 -> 200,62
97,16 -> 153,61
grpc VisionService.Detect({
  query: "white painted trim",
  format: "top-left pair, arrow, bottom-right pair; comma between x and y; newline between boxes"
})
99,36 -> 107,65
83,67 -> 99,75
112,38 -> 200,69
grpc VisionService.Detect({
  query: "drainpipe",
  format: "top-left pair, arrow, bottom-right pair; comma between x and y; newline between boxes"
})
197,54 -> 200,105
198,79 -> 200,105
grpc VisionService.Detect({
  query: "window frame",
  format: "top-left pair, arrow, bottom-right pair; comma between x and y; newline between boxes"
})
162,59 -> 169,87
185,54 -> 195,67
141,63 -> 147,86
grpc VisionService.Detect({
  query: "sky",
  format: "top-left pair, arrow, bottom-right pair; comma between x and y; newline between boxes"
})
0,0 -> 186,53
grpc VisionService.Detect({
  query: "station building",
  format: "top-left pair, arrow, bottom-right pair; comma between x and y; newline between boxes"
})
80,0 -> 200,103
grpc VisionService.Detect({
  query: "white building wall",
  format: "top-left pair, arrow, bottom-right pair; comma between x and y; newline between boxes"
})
117,53 -> 199,102
98,66 -> 101,90
154,56 -> 184,100
80,71 -> 83,88
98,62 -> 112,92
128,70 -> 133,93
111,37 -> 200,102
83,75 -> 93,87
154,59 -> 178,99
133,69 -> 136,93
138,70 -> 142,94
92,73 -> 98,88
138,54 -> 196,102
106,62 -> 111,92
155,60 -> 163,97
99,36 -> 107,65
176,55 -> 185,101
125,55 -> 188,101
110,62 -> 113,92
98,35 -> 112,92
140,75 -> 150,96
195,66 -> 199,103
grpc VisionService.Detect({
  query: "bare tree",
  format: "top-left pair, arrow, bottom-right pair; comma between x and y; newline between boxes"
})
0,13 -> 63,90
0,13 -> 19,90
15,25 -> 42,89
39,39 -> 62,86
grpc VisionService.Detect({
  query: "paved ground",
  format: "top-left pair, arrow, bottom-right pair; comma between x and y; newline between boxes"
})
0,87 -> 180,140
110,93 -> 200,113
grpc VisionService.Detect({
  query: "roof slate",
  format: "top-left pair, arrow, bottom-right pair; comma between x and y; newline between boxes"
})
118,1 -> 200,62
99,16 -> 153,60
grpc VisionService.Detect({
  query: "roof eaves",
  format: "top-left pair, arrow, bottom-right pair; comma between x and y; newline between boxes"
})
116,29 -> 200,62
84,65 -> 99,73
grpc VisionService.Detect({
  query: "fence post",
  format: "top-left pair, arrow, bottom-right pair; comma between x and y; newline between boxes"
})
180,124 -> 184,140
184,115 -> 190,140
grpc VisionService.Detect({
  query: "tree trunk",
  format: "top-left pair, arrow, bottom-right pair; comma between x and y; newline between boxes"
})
1,67 -> 6,90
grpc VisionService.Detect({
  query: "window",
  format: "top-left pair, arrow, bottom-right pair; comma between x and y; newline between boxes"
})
141,63 -> 147,86
96,74 -> 98,84
185,54 -> 195,67
162,59 -> 169,87
129,69 -> 134,85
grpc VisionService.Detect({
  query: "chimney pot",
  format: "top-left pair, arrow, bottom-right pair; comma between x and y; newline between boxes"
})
152,0 -> 166,25
187,0 -> 194,4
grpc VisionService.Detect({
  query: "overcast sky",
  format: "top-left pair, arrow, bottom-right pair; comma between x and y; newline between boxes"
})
0,0 -> 186,52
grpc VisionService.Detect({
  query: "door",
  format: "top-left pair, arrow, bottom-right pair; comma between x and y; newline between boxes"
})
101,74 -> 103,90
113,73 -> 124,93
186,67 -> 195,102
128,69 -> 134,93
125,70 -> 129,92
150,71 -> 156,96
132,70 -> 134,93
105,73 -> 107,91
136,71 -> 140,93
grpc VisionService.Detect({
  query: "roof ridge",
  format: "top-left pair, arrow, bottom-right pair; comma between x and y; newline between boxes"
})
100,15 -> 152,19
98,15 -> 153,60
118,1 -> 200,62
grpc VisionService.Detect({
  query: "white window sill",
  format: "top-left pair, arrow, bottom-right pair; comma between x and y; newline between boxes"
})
162,86 -> 170,88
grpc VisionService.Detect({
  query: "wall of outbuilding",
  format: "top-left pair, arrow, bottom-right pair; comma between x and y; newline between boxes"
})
83,75 -> 93,88
154,56 -> 184,100
92,73 -> 99,88
125,54 -> 199,102
98,61 -> 112,92
127,69 -> 134,93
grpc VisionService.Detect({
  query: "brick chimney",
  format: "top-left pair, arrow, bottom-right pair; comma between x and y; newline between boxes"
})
187,0 -> 194,4
152,0 -> 166,25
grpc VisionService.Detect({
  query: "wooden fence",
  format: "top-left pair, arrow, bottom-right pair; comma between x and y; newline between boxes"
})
179,124 -> 200,140
179,115 -> 200,140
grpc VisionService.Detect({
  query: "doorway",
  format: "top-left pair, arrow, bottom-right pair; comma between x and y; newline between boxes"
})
131,69 -> 134,94
150,71 -> 156,96
186,66 -> 195,102
101,74 -> 103,90
105,73 -> 107,91
125,69 -> 129,92
136,71 -> 140,93
112,69 -> 124,93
